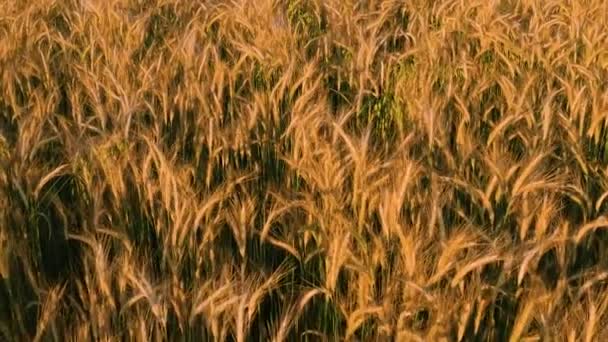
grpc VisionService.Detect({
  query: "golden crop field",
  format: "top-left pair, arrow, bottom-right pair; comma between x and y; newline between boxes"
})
1,0 -> 608,340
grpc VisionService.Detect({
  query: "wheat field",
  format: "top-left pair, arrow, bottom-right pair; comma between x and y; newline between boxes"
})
1,0 -> 608,341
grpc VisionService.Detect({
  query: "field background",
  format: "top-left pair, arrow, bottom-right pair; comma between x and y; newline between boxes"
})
2,0 -> 608,340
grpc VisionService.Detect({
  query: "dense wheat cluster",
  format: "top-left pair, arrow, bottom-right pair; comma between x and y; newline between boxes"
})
2,0 -> 608,340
